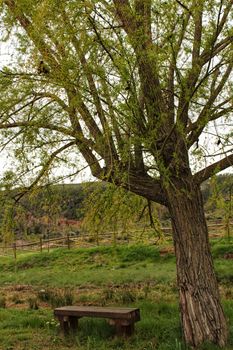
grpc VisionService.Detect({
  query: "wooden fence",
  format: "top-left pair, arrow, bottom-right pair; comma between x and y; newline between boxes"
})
0,220 -> 231,259
0,232 -> 78,258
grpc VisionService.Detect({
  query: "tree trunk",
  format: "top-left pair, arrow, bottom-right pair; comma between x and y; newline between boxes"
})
165,179 -> 227,348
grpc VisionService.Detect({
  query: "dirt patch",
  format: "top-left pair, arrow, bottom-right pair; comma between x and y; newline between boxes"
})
0,281 -> 158,310
0,285 -> 49,309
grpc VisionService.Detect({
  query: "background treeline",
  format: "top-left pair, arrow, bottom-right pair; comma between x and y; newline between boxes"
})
0,173 -> 233,243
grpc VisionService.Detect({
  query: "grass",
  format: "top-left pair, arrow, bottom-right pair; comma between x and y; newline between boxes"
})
0,301 -> 232,350
0,242 -> 233,349
0,245 -> 176,287
0,302 -> 182,350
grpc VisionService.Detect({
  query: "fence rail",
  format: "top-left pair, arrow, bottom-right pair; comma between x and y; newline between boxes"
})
0,220 -> 231,258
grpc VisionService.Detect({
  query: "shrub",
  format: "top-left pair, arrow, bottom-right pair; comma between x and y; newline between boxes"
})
28,297 -> 39,310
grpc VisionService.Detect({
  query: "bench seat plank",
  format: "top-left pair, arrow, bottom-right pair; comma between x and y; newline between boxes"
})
54,306 -> 140,321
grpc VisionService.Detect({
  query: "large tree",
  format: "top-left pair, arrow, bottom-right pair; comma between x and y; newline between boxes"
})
0,0 -> 233,347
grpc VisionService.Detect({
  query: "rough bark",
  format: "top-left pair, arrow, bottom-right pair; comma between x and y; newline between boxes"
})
165,178 -> 228,347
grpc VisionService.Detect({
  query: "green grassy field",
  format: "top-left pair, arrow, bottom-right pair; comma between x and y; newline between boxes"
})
0,241 -> 233,350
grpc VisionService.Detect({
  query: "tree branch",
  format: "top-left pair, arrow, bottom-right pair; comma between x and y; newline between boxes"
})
4,0 -> 60,71
134,0 -> 152,45
177,1 -> 232,126
113,0 -> 166,132
104,167 -> 167,206
194,154 -> 233,184
15,141 -> 76,201
32,92 -> 69,111
188,62 -> 233,146
201,35 -> 233,66
175,0 -> 192,15
0,121 -> 73,137
192,1 -> 203,63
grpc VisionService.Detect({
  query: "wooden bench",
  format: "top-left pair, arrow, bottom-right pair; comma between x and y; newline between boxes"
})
54,306 -> 140,336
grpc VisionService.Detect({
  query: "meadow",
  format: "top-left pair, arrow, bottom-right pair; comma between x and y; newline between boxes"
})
0,241 -> 232,350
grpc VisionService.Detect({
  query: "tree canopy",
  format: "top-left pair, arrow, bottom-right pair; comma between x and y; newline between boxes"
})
0,0 -> 232,194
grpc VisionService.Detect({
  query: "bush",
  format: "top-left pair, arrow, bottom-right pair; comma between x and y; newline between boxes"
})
28,298 -> 39,310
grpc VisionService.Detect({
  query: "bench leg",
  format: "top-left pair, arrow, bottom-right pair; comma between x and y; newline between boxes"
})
115,321 -> 135,337
124,323 -> 134,336
69,316 -> 79,334
117,323 -> 134,337
57,316 -> 79,335
57,316 -> 69,335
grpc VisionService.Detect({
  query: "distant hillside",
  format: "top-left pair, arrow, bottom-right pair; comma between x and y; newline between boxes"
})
0,174 -> 233,240
0,182 -> 95,240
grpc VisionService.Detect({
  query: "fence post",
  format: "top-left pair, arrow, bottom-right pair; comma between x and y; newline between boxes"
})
40,238 -> 43,253
47,231 -> 50,253
13,242 -> 17,260
67,232 -> 70,249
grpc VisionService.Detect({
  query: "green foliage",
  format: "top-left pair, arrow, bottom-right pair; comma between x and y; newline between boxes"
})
0,174 -> 232,241
82,183 -> 163,242
0,197 -> 15,245
203,174 -> 233,210
203,174 -> 233,238
0,0 -> 232,195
